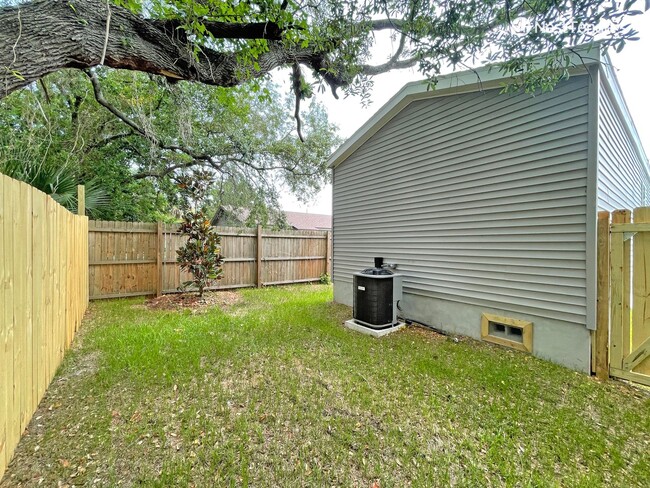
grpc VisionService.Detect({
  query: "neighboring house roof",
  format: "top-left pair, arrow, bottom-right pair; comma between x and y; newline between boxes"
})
327,44 -> 648,175
284,211 -> 332,230
210,206 -> 251,226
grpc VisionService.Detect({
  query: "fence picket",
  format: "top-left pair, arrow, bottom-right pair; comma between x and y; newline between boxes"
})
632,207 -> 650,375
0,175 -> 9,473
88,221 -> 329,298
610,210 -> 629,370
0,175 -> 88,479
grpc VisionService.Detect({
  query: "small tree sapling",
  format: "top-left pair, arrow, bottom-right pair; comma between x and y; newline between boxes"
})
176,173 -> 224,297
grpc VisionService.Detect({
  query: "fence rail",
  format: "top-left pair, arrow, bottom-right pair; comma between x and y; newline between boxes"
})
0,175 -> 88,478
88,221 -> 332,299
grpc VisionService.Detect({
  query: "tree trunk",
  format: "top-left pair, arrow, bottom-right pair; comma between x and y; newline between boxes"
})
0,0 -> 347,98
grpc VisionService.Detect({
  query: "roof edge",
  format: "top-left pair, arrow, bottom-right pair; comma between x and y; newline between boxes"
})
328,45 -> 602,169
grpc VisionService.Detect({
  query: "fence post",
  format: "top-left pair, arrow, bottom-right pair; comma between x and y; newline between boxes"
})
257,224 -> 263,288
156,222 -> 163,297
595,211 -> 610,380
326,230 -> 332,277
76,185 -> 85,216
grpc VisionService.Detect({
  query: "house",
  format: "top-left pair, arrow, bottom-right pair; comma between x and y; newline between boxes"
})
328,47 -> 649,373
211,206 -> 331,230
210,206 -> 254,227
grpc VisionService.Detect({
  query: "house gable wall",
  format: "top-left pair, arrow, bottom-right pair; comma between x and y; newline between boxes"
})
332,75 -> 592,369
597,71 -> 650,210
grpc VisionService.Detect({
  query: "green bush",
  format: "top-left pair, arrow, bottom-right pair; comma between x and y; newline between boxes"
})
176,210 -> 224,297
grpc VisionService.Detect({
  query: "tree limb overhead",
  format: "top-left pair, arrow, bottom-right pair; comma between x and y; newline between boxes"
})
0,0 -> 348,98
0,0 -> 643,100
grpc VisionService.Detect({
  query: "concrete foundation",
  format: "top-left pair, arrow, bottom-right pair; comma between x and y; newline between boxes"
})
334,280 -> 591,373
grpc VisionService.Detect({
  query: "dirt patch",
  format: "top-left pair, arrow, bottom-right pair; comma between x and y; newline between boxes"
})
144,290 -> 242,313
405,323 -> 448,343
68,350 -> 101,378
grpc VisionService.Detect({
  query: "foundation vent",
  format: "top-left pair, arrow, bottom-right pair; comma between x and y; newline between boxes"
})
481,313 -> 533,353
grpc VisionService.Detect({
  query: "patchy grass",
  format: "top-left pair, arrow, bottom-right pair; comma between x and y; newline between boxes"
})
2,285 -> 649,487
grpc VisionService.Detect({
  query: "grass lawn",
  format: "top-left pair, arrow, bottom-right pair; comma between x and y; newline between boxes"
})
1,285 -> 649,487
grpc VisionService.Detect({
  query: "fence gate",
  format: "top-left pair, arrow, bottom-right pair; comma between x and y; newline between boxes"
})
607,208 -> 650,387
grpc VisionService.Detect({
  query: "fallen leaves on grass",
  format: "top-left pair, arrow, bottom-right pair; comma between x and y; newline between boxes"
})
3,286 -> 650,488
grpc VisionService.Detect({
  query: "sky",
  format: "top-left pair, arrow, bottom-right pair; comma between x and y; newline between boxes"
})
280,12 -> 650,216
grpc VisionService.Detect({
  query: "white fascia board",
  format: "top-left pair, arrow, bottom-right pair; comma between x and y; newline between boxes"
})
328,45 -> 601,169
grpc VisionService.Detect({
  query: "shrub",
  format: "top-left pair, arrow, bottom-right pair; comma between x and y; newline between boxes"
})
175,172 -> 224,297
176,210 -> 224,297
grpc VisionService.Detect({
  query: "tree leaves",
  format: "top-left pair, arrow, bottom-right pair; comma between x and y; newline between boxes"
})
176,208 -> 225,297
1,0 -> 644,101
0,68 -> 338,221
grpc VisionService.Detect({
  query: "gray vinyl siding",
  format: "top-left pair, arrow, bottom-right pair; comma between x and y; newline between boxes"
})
333,75 -> 590,326
597,77 -> 650,210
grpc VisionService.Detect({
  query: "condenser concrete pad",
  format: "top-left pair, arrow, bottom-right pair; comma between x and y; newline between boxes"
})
344,319 -> 405,338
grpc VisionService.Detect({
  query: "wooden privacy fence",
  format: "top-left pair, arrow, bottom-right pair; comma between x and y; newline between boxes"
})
0,175 -> 89,478
88,221 -> 332,299
595,208 -> 650,387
